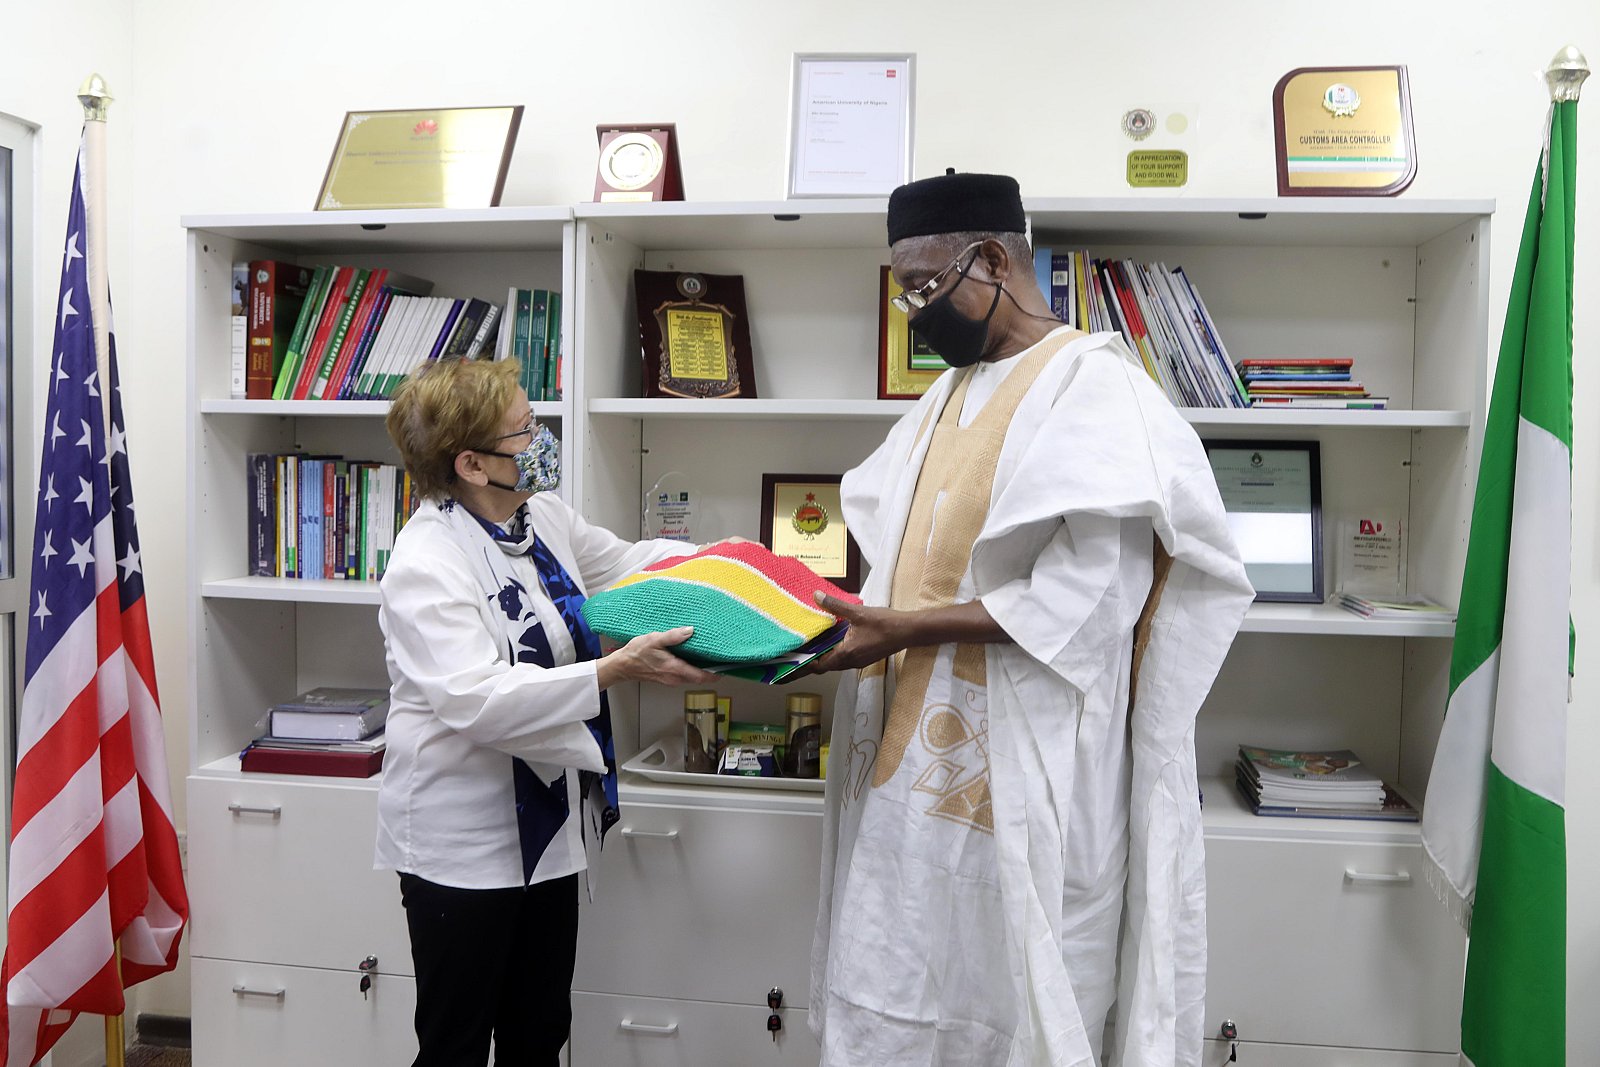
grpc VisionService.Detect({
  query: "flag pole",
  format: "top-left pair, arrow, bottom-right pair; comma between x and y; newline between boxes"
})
77,69 -> 127,1067
1545,44 -> 1590,101
77,74 -> 114,444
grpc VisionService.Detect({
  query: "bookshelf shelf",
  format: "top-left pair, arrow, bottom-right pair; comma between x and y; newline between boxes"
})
1178,408 -> 1472,430
201,576 -> 383,605
201,399 -> 571,419
588,398 -> 915,421
1240,601 -> 1455,638
1199,774 -> 1423,844
586,399 -> 1472,430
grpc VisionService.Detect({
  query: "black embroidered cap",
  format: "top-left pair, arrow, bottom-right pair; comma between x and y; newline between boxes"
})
886,170 -> 1026,247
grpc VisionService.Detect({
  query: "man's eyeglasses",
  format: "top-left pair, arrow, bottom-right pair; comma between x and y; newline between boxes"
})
890,241 -> 984,314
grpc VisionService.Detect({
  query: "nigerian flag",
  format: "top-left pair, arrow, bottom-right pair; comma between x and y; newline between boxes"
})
1420,90 -> 1577,1066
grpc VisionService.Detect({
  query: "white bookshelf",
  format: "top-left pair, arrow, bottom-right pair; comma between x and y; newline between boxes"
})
183,197 -> 1485,1065
570,196 -> 1484,1063
183,209 -> 577,1067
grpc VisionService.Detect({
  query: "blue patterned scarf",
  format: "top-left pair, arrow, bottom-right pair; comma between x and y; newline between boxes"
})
455,500 -> 620,884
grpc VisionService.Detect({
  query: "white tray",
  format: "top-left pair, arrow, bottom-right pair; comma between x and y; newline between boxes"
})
622,736 -> 826,793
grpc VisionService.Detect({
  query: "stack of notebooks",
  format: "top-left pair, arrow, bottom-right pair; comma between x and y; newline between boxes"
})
1337,592 -> 1456,621
240,687 -> 389,778
1235,745 -> 1418,821
1031,247 -> 1247,408
1235,358 -> 1387,409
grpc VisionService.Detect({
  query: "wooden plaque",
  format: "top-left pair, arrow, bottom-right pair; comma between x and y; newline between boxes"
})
594,124 -> 685,203
1273,66 -> 1416,197
634,269 -> 758,398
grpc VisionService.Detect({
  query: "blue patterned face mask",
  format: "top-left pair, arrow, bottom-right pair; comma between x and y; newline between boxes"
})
480,424 -> 561,494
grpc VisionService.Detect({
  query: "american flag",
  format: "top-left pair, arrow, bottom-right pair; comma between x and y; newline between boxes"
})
0,137 -> 188,1064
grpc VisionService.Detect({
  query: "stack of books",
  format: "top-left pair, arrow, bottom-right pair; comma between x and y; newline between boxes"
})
1235,358 -> 1388,409
1235,745 -> 1418,821
241,687 -> 390,778
1337,592 -> 1456,621
1031,247 -> 1247,408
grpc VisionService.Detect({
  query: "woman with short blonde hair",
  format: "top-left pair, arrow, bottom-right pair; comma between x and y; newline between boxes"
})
375,358 -> 715,1066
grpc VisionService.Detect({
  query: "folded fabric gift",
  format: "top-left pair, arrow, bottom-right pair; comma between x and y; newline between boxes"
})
581,542 -> 862,665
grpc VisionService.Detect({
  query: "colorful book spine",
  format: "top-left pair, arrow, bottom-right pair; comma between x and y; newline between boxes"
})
291,268 -> 356,400
246,261 -> 314,400
543,291 -> 562,400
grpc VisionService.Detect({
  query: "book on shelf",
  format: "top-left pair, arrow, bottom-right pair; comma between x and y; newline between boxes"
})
246,261 -> 315,399
241,740 -> 385,778
230,262 -> 249,399
1234,744 -> 1416,821
267,687 -> 390,741
1337,592 -> 1456,620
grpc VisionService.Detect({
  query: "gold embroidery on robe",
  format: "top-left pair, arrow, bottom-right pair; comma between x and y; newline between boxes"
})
867,336 -> 1072,830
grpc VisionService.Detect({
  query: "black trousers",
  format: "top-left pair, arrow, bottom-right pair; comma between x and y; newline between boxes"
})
399,872 -> 580,1067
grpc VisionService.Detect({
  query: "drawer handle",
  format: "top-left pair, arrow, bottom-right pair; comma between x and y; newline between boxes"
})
619,1019 -> 678,1036
228,803 -> 282,820
620,827 -> 679,841
232,984 -> 286,1000
1344,868 -> 1411,885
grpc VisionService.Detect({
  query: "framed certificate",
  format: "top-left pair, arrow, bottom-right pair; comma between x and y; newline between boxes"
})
316,106 -> 523,210
787,53 -> 915,198
1203,440 -> 1323,603
878,266 -> 949,399
760,474 -> 862,593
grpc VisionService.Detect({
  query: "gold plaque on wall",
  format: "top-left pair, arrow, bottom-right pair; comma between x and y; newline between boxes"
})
1273,67 -> 1416,196
315,106 -> 523,211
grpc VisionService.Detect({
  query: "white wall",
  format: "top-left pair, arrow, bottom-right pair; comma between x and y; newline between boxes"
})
4,0 -> 1600,1053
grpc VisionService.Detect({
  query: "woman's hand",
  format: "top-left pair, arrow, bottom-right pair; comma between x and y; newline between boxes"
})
696,535 -> 751,550
597,626 -> 721,689
803,593 -> 912,674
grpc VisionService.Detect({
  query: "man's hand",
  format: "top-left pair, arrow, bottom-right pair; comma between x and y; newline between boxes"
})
804,593 -> 912,674
597,627 -> 721,689
801,592 -> 1012,675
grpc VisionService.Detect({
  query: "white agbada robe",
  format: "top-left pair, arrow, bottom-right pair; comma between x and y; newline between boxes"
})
811,328 -> 1254,1067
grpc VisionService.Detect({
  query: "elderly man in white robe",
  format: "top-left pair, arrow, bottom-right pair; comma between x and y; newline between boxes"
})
807,172 -> 1255,1067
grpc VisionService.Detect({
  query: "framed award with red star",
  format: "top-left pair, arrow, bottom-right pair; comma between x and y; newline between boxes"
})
759,474 -> 861,593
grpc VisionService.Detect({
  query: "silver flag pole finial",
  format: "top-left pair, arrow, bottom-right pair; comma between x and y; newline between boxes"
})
77,74 -> 113,121
1545,46 -> 1589,102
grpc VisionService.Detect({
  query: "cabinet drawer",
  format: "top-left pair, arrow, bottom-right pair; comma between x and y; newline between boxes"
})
573,802 -> 822,1006
191,956 -> 417,1067
572,991 -> 816,1067
188,774 -> 412,974
1205,836 -> 1465,1053
1202,1040 -> 1456,1066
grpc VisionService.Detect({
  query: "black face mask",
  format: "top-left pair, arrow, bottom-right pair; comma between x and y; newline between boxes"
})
907,275 -> 1004,369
